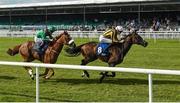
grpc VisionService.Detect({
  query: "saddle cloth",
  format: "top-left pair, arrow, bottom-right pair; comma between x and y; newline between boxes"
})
33,42 -> 49,55
96,43 -> 110,56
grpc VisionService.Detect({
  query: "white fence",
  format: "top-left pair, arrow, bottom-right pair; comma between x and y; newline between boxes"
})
0,30 -> 180,39
0,61 -> 180,103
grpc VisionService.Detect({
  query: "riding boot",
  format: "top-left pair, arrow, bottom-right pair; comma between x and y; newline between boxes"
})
38,46 -> 44,60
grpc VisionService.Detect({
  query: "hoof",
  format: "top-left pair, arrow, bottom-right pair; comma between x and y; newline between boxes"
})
99,72 -> 106,83
31,77 -> 34,80
85,74 -> 90,78
81,74 -> 85,77
81,72 -> 90,78
30,75 -> 34,80
43,76 -> 50,80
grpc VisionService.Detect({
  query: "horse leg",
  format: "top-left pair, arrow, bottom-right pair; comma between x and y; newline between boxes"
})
81,56 -> 97,78
23,59 -> 34,80
99,63 -> 116,78
108,63 -> 116,77
82,70 -> 90,78
24,66 -> 34,80
81,57 -> 96,78
99,72 -> 108,83
39,68 -> 49,77
81,59 -> 90,78
44,68 -> 54,79
111,72 -> 116,77
99,71 -> 115,83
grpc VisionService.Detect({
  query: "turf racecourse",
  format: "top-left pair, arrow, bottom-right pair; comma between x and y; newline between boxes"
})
0,37 -> 180,102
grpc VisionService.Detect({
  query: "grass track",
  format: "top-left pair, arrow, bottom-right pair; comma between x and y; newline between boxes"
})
0,37 -> 180,102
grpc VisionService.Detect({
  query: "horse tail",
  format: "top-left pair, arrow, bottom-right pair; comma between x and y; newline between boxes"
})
65,44 -> 85,57
7,44 -> 22,56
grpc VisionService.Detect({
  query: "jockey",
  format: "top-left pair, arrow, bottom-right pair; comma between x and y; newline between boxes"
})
34,26 -> 57,54
99,26 -> 124,43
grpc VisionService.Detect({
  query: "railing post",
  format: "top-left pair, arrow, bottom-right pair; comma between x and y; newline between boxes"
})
153,33 -> 156,43
148,74 -> 153,103
36,67 -> 39,103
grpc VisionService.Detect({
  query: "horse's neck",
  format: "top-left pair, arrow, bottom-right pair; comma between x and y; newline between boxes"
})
52,37 -> 64,53
122,37 -> 132,57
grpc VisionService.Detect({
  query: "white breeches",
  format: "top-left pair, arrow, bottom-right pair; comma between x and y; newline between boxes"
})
99,35 -> 112,43
34,37 -> 43,46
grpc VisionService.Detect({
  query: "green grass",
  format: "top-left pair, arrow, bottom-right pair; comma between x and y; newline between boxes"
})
0,37 -> 180,102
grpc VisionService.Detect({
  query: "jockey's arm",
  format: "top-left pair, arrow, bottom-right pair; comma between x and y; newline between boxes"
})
45,29 -> 53,39
112,31 -> 119,43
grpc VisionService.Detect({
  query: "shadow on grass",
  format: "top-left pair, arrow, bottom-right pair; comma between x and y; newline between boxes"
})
0,75 -> 16,80
43,78 -> 180,85
0,91 -> 80,102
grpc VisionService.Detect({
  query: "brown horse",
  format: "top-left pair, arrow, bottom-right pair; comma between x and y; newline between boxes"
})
7,31 -> 75,80
65,31 -> 148,82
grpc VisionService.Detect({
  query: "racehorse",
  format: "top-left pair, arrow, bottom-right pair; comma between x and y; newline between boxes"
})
65,31 -> 148,82
7,31 -> 75,80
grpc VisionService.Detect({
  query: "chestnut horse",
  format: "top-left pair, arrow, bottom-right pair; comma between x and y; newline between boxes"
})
7,31 -> 75,80
65,31 -> 148,82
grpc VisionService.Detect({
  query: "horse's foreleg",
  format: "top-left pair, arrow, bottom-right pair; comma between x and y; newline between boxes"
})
100,63 -> 116,78
44,68 -> 54,79
82,70 -> 89,78
100,72 -> 108,83
99,71 -> 115,83
24,66 -> 34,80
109,63 -> 116,77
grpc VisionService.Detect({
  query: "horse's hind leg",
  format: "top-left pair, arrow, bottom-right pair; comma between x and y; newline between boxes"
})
81,58 -> 95,78
23,59 -> 34,80
24,66 -> 34,80
81,56 -> 98,78
80,59 -> 89,78
44,68 -> 54,79
39,68 -> 49,77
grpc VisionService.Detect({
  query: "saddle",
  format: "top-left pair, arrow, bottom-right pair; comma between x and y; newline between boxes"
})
96,43 -> 111,56
33,42 -> 49,56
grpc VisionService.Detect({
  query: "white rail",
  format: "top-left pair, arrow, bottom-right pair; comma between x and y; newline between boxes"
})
0,61 -> 180,102
0,30 -> 180,39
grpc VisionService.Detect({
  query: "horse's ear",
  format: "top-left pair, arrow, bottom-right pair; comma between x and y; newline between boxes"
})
63,30 -> 68,34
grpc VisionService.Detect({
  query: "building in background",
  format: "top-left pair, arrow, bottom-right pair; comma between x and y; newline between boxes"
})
0,0 -> 180,31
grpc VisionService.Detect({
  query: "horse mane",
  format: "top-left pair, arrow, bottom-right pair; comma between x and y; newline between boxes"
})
109,34 -> 133,48
49,33 -> 64,45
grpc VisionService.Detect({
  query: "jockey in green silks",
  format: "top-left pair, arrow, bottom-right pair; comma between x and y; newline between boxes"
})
34,26 -> 57,54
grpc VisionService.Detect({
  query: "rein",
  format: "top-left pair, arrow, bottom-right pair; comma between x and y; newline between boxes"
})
52,34 -> 64,45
